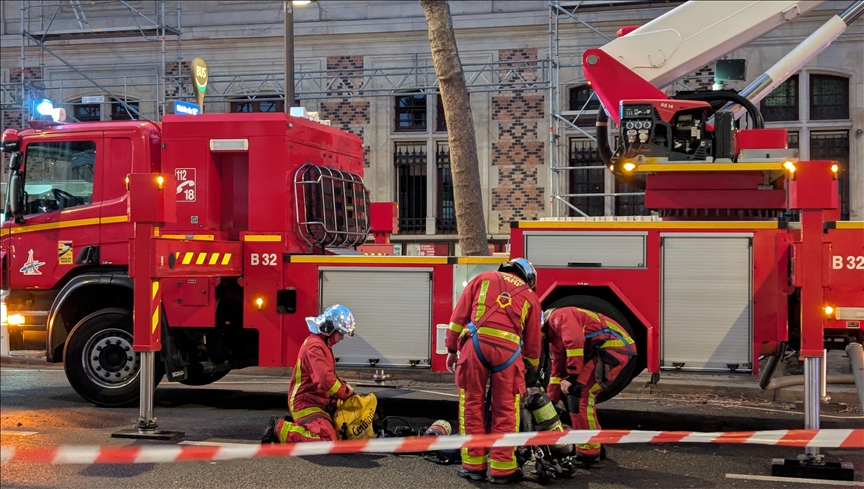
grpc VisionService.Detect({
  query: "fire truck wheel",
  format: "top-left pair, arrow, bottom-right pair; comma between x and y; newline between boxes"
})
546,295 -> 639,403
63,308 -> 164,408
179,370 -> 230,386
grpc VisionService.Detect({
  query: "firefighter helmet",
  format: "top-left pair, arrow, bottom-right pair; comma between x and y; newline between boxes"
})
542,309 -> 555,325
307,304 -> 356,337
498,257 -> 537,290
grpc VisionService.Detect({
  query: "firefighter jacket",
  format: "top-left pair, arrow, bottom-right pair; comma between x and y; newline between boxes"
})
546,307 -> 636,390
288,333 -> 353,420
445,270 -> 543,369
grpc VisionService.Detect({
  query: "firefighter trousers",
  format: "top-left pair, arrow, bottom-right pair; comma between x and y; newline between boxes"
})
567,356 -> 627,456
456,336 -> 526,477
276,413 -> 337,443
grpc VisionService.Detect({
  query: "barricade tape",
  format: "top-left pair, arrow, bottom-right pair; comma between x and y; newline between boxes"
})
1,429 -> 861,465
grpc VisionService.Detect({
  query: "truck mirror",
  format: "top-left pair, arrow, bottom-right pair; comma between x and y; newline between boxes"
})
8,172 -> 24,223
8,151 -> 22,171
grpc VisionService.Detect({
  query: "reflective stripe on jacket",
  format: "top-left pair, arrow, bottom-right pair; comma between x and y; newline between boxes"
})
445,270 -> 542,367
288,334 -> 353,419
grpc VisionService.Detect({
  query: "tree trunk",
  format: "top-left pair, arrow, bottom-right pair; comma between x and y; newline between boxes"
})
420,0 -> 490,256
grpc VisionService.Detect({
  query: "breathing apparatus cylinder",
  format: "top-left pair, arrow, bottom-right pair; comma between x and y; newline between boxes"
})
527,392 -> 573,460
424,420 -> 452,437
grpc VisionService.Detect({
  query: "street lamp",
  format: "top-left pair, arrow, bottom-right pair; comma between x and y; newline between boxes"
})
285,0 -> 317,113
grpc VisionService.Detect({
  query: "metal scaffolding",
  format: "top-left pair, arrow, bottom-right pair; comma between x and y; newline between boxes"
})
2,0 -> 183,121
547,0 -> 651,218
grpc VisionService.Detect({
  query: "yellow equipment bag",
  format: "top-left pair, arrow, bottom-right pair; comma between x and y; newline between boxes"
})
334,393 -> 378,440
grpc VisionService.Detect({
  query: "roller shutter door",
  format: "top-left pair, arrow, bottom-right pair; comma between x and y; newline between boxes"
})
323,268 -> 432,368
661,235 -> 752,371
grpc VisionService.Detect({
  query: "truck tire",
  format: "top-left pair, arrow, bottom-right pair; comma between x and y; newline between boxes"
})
179,370 -> 230,386
63,308 -> 163,407
546,295 -> 640,403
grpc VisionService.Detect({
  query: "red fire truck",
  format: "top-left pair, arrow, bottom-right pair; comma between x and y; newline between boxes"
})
1,0 -> 862,410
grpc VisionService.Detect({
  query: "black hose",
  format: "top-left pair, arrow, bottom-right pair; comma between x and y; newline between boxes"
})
597,107 -> 647,191
758,342 -> 787,390
673,90 -> 764,129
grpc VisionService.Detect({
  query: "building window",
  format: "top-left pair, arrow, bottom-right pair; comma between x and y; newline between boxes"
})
810,130 -> 850,220
394,142 -> 427,233
569,85 -> 600,112
567,139 -> 605,217
73,103 -> 100,122
435,141 -> 455,233
395,94 -> 427,132
111,99 -> 139,120
761,75 -> 799,122
23,140 -> 96,214
810,75 -> 849,120
230,97 -> 284,113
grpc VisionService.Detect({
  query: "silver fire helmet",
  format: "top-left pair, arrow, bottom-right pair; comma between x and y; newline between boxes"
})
306,304 -> 356,337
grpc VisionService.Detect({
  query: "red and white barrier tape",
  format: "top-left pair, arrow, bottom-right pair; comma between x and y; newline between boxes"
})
2,429 -> 861,465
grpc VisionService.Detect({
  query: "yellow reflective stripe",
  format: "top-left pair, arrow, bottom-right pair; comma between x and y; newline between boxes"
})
520,301 -> 530,330
490,458 -> 518,470
182,252 -> 194,265
476,326 -> 520,344
475,280 -> 490,322
151,306 -> 160,334
221,253 -> 232,265
449,322 -> 464,334
524,356 -> 539,367
549,376 -> 562,385
209,253 -> 220,265
566,348 -> 584,357
459,389 -> 466,436
578,442 -> 602,450
328,380 -> 343,396
586,383 -> 602,430
278,422 -> 320,443
195,252 -> 207,265
578,308 -> 601,322
605,320 -> 634,344
292,406 -> 327,419
489,393 -> 520,472
601,340 -> 626,349
289,358 -> 302,415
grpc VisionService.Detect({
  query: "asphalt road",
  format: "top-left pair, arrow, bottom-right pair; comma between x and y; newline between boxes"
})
1,364 -> 862,489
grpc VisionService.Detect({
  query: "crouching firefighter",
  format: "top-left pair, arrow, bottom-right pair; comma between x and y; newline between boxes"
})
262,304 -> 356,443
543,307 -> 636,464
445,258 -> 543,484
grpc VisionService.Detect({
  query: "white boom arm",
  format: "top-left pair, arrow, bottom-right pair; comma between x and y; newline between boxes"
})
599,1 -> 827,89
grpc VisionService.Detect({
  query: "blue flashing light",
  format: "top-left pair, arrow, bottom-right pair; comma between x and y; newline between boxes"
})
36,99 -> 54,116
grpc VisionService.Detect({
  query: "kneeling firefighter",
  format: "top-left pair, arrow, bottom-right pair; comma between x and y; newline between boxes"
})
543,307 -> 636,463
445,258 -> 543,484
262,304 -> 357,443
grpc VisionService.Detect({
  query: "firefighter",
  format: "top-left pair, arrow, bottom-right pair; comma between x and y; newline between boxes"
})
543,306 -> 636,464
445,258 -> 543,484
261,304 -> 356,444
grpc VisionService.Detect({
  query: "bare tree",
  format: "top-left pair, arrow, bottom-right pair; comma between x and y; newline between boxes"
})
420,0 -> 489,256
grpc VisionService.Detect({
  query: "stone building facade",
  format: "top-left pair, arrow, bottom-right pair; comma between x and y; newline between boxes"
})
1,1 -> 861,253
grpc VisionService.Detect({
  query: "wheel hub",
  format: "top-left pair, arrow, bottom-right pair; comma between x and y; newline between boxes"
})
82,328 -> 140,389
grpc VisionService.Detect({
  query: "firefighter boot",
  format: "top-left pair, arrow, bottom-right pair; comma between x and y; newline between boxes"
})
489,468 -> 524,485
261,416 -> 280,444
457,467 -> 487,481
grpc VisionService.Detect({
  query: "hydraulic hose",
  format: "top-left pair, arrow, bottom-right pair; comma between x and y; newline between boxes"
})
758,342 -> 787,390
765,374 -> 855,391
673,90 -> 765,129
846,342 -> 864,409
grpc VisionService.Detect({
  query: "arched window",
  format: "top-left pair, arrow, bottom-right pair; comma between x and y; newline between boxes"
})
760,75 -> 799,122
810,74 -> 849,120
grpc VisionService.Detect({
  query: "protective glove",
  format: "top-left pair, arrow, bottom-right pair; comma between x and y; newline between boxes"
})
546,382 -> 562,404
446,352 -> 458,374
